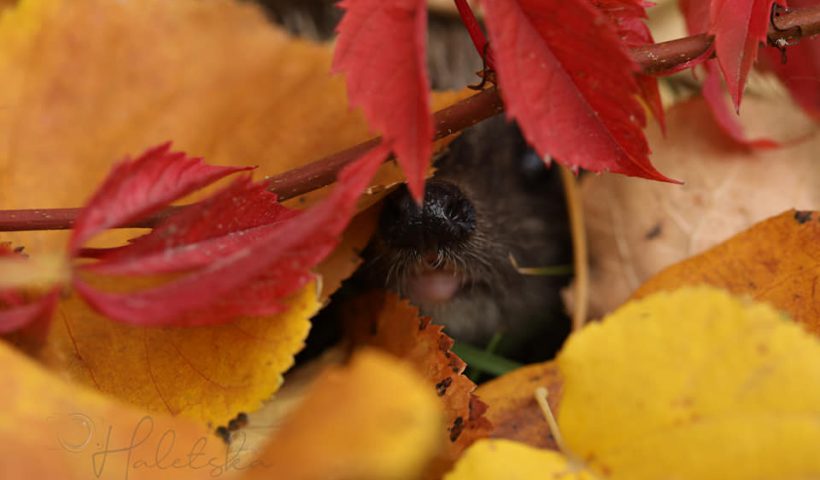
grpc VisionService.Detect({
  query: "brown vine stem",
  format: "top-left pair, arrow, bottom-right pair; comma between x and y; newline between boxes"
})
1,4 -> 818,232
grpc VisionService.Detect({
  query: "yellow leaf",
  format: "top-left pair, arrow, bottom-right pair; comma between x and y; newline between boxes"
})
242,349 -> 443,480
38,281 -> 319,426
449,287 -> 820,479
0,338 -> 227,480
445,439 -> 594,480
558,287 -> 820,480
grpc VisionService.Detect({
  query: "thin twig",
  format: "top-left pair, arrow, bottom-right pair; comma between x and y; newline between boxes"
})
0,4 -> 818,232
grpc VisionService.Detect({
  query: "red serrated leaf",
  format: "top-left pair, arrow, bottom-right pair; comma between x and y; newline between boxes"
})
603,10 -> 666,130
481,0 -> 675,182
75,144 -> 391,327
332,0 -> 431,202
68,143 -> 251,255
761,0 -> 820,118
79,177 -> 297,275
701,60 -> 779,148
709,0 -> 777,110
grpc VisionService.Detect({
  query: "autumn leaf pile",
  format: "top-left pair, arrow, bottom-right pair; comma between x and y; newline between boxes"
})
0,0 -> 819,478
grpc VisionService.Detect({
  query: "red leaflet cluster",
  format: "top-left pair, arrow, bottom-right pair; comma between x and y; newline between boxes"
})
1,142 -> 389,330
75,143 -> 389,326
679,0 -> 808,147
334,0 -> 676,184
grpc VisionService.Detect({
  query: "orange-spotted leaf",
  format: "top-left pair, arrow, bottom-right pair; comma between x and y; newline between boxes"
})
343,291 -> 491,477
633,210 -> 820,336
333,0 -> 432,201
481,0 -> 674,182
475,361 -> 563,450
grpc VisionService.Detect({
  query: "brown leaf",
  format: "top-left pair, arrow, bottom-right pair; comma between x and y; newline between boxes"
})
575,95 -> 820,319
632,210 -> 820,335
475,361 -> 563,450
343,291 -> 492,477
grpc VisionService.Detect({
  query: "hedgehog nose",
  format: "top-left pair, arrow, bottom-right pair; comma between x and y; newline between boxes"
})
380,180 -> 476,250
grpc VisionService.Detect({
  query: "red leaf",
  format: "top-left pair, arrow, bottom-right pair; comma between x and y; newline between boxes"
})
75,144 -> 391,327
709,0 -> 777,110
701,60 -> 779,148
80,177 -> 297,275
680,0 -> 710,33
481,0 -> 675,182
0,290 -> 59,338
603,11 -> 666,130
0,244 -> 59,338
68,143 -> 251,255
760,3 -> 820,118
333,0 -> 431,202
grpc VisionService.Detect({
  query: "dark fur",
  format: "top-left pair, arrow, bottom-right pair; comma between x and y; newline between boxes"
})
364,116 -> 571,354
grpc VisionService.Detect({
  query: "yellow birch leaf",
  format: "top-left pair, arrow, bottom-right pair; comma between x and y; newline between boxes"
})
0,338 -> 228,480
449,287 -> 820,479
241,349 -> 443,480
559,287 -> 820,479
445,439 -> 594,480
38,282 -> 319,426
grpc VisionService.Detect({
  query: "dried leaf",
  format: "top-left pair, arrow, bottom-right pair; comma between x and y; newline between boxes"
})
575,95 -> 819,319
474,361 -> 562,450
343,291 -> 491,477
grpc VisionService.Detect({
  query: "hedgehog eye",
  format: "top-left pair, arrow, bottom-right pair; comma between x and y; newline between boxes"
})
519,149 -> 552,187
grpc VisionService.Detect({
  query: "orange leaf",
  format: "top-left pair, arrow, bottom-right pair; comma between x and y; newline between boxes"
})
241,349 -> 443,480
632,210 -> 820,335
343,291 -> 491,477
